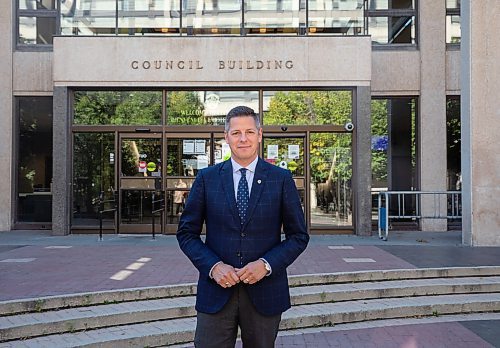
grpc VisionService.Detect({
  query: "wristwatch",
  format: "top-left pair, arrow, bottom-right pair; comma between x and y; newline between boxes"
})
260,258 -> 272,275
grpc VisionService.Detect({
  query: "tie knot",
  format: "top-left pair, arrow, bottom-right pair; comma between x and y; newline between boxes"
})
240,168 -> 247,177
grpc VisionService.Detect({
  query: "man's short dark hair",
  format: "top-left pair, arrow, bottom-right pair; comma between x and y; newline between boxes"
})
225,106 -> 261,132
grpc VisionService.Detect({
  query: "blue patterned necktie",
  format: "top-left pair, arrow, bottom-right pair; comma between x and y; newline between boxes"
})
237,168 -> 250,225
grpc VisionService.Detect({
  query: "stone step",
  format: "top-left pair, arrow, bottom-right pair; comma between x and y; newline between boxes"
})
1,293 -> 499,348
2,276 -> 500,341
2,266 -> 500,316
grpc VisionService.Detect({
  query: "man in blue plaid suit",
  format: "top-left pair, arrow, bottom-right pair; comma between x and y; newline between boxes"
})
177,106 -> 309,348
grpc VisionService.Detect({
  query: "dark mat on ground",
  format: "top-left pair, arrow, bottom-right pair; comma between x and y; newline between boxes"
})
378,245 -> 500,268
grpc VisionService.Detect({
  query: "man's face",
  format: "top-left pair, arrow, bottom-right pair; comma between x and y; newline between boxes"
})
224,116 -> 262,167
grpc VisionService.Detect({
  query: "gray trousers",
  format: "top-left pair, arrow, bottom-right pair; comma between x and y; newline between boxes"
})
194,284 -> 281,348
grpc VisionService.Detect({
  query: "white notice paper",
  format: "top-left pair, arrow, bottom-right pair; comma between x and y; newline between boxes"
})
267,145 -> 279,159
288,145 -> 300,159
183,140 -> 195,154
195,140 -> 206,154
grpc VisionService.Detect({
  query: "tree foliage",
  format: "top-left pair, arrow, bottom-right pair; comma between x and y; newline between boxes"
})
74,91 -> 162,125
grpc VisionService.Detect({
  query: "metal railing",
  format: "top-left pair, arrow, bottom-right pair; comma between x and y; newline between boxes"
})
151,191 -> 165,240
98,190 -> 119,241
377,191 -> 462,241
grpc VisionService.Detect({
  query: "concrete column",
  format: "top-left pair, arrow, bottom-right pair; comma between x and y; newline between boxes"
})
418,0 -> 447,231
461,0 -> 500,246
0,1 -> 13,230
52,87 -> 71,235
354,86 -> 372,236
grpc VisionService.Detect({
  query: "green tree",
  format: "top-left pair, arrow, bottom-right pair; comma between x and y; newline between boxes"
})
166,91 -> 206,125
371,99 -> 388,185
74,91 -> 162,125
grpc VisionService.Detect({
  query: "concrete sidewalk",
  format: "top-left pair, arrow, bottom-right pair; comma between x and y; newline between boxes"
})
1,230 -> 499,347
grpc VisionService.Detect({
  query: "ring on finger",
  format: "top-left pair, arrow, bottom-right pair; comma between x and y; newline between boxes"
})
225,282 -> 230,286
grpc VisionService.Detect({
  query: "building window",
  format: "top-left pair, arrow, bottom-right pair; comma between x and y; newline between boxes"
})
17,0 -> 58,47
16,97 -> 53,224
446,0 -> 460,45
60,0 -> 367,36
371,97 -> 417,215
447,96 -> 460,190
371,97 -> 417,190
73,91 -> 162,125
367,0 -> 417,45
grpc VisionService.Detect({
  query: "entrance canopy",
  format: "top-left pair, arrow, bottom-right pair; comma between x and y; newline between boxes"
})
53,36 -> 371,87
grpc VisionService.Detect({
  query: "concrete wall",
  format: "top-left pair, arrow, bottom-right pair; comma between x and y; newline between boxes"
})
462,0 -> 500,246
446,50 -> 461,94
13,52 -> 53,94
418,0 -> 448,231
0,0 -> 13,230
372,51 -> 420,95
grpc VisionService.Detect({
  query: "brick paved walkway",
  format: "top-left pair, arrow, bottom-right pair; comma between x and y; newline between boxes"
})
272,322 -> 493,348
1,231 -> 500,347
0,244 -> 415,301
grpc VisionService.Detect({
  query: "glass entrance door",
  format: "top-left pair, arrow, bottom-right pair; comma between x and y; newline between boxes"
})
263,132 -> 353,232
164,133 -> 222,232
262,135 -> 306,212
118,133 -> 162,233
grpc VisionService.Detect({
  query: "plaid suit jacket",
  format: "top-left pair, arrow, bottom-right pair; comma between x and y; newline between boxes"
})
177,158 -> 309,316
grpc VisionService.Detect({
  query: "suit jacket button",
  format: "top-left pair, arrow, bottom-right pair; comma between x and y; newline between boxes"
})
236,252 -> 241,257
241,233 -> 246,237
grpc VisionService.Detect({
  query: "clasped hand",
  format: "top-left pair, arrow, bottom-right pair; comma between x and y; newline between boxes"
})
212,260 -> 267,288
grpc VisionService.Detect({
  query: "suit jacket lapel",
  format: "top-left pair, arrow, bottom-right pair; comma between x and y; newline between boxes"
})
242,158 -> 268,231
220,160 -> 239,222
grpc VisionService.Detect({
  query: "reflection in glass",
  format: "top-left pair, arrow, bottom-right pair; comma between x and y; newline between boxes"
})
310,133 -> 352,227
74,91 -> 162,125
369,16 -> 415,44
446,97 -> 461,191
446,15 -> 461,44
19,16 -> 56,45
19,0 -> 56,10
214,138 -> 230,165
370,98 -> 416,217
446,0 -> 460,9
263,91 -> 352,125
308,0 -> 364,35
244,0 -> 305,35
167,91 -> 259,125
118,0 -> 181,35
121,138 -> 162,177
166,138 -> 211,176
165,180 -> 192,224
368,0 -> 414,10
17,97 -> 53,223
60,0 -> 116,35
263,137 -> 304,176
121,190 -> 155,224
182,0 -> 241,35
73,133 -> 115,226
371,99 -> 388,190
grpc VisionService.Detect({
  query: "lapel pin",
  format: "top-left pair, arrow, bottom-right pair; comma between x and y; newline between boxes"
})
257,180 -> 262,184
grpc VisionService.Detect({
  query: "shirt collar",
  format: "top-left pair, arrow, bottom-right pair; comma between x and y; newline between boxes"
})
231,156 -> 259,174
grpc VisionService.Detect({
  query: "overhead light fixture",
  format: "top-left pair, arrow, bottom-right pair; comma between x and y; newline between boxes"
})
309,27 -> 317,33
259,28 -> 266,33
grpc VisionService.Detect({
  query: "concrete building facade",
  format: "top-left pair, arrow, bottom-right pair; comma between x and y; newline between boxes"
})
1,0 -> 498,245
